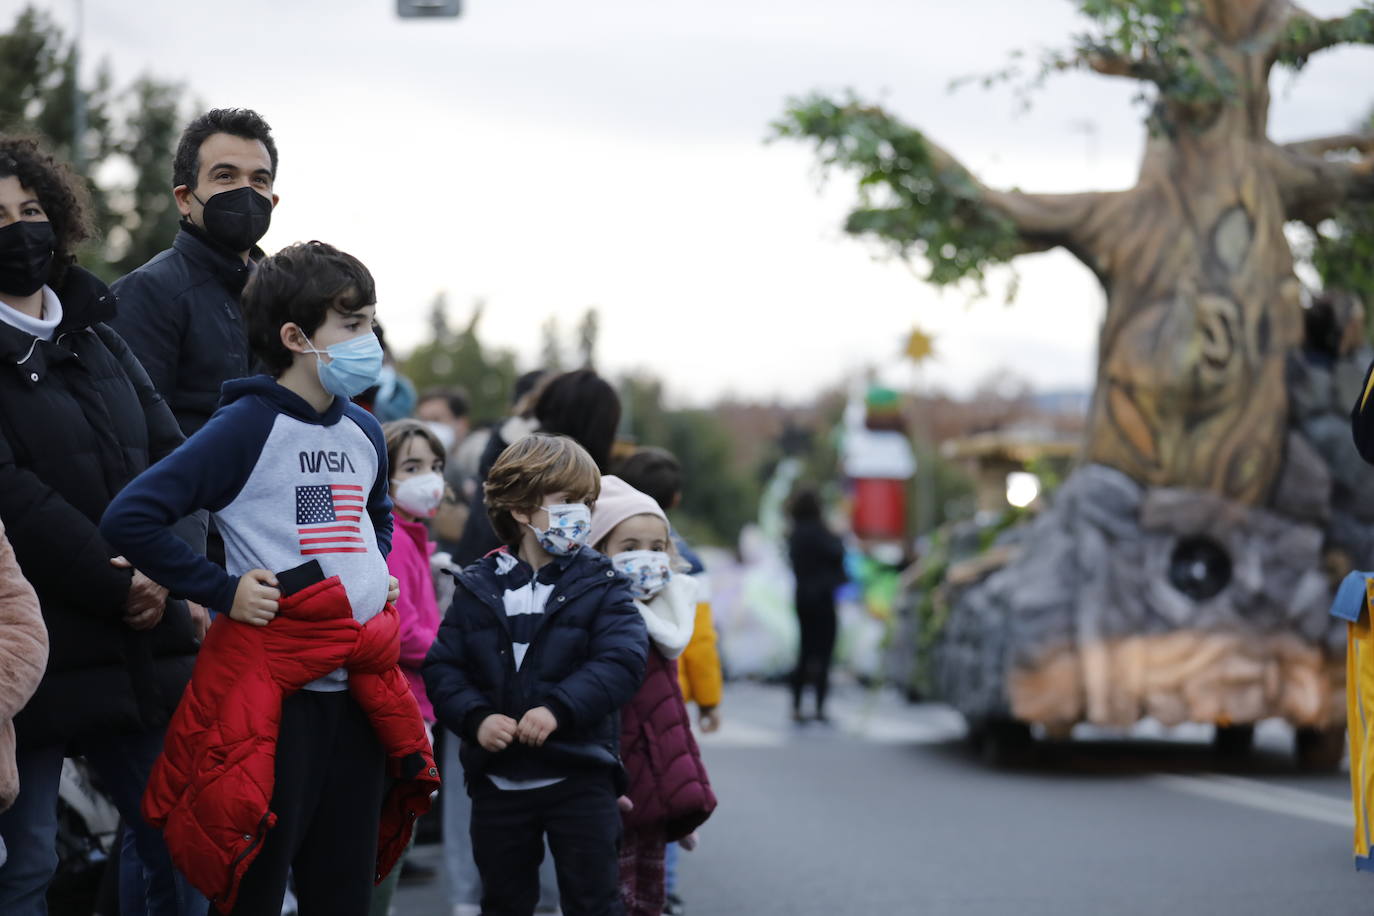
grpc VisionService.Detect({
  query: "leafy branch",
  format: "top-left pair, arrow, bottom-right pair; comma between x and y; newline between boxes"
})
771,93 -> 1022,291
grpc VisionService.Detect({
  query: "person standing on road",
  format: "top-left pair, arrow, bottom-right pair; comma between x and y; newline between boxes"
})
614,446 -> 723,916
110,107 -> 278,440
0,134 -> 205,916
0,520 -> 46,871
589,476 -> 716,916
370,419 -> 448,915
424,434 -> 648,916
101,241 -> 436,916
786,488 -> 847,724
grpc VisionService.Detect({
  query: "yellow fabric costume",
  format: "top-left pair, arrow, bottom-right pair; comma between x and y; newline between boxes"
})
678,600 -> 723,710
1347,578 -> 1374,872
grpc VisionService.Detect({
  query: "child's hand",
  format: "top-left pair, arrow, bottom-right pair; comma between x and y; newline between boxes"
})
516,706 -> 558,747
230,569 -> 279,627
679,832 -> 699,852
617,795 -> 634,813
477,714 -> 518,752
698,706 -> 721,734
387,575 -> 399,605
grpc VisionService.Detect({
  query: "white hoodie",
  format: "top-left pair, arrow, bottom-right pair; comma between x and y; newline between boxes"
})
635,572 -> 699,660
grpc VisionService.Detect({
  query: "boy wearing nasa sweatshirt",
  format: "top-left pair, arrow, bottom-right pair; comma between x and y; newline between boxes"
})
101,241 -> 432,915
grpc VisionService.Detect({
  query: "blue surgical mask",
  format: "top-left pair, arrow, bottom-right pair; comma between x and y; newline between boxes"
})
303,331 -> 384,399
612,550 -> 673,600
529,503 -> 591,556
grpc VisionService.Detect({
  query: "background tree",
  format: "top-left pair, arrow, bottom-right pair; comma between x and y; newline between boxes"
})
0,5 -> 188,281
619,372 -> 761,547
402,294 -> 520,423
775,0 -> 1374,506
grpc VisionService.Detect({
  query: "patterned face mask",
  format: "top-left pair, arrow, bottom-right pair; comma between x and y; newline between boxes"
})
528,503 -> 591,556
612,550 -> 673,600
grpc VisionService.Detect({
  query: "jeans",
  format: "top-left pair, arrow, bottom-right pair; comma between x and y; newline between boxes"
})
441,729 -> 560,912
0,728 -> 207,916
470,772 -> 623,916
664,842 -> 679,895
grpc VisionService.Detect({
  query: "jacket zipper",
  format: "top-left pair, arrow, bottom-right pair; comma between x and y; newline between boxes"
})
217,811 -> 272,906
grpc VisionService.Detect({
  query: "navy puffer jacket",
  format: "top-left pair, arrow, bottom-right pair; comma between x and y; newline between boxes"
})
423,546 -> 648,791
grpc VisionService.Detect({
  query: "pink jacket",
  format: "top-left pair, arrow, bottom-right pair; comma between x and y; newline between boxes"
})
0,521 -> 47,811
388,513 -> 442,722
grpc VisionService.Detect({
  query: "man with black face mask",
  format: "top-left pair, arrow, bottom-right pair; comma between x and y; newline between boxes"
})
110,108 -> 278,438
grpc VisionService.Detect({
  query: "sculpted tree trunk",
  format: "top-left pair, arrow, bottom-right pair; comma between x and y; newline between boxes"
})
933,1 -> 1374,501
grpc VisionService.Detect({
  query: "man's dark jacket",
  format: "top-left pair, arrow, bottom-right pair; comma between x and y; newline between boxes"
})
423,546 -> 648,794
0,266 -> 199,749
110,224 -> 255,437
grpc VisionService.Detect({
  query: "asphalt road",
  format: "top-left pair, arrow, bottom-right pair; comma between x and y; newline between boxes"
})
395,682 -> 1370,915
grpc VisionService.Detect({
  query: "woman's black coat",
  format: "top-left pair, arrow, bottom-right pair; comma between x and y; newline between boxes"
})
0,267 -> 199,750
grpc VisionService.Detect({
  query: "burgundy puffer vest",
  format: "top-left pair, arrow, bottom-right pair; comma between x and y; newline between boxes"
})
619,647 -> 716,841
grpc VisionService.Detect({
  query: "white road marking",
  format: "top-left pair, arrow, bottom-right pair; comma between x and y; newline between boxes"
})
1151,773 -> 1354,829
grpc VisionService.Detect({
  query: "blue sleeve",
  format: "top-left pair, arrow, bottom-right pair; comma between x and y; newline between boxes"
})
348,405 -> 393,558
100,398 -> 276,613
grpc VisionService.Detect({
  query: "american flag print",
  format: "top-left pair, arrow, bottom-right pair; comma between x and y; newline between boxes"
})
295,484 -> 368,555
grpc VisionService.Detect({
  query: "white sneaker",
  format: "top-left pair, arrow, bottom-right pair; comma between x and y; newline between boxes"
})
452,905 -> 482,916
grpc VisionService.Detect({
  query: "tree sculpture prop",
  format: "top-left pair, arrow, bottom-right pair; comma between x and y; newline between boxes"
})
778,0 -> 1374,765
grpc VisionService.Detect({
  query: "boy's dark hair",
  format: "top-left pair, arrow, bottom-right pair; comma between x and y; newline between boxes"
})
241,241 -> 376,375
614,447 -> 682,512
533,369 -> 622,473
788,487 -> 823,523
0,134 -> 93,287
418,386 -> 470,420
485,433 -> 600,548
173,108 -> 278,190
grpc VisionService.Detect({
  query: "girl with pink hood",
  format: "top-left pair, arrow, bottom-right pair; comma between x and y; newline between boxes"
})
589,476 -> 716,916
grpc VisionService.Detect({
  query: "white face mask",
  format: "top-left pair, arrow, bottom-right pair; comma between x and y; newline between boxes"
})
529,503 -> 592,556
425,421 -> 457,455
612,550 -> 673,600
392,472 -> 445,519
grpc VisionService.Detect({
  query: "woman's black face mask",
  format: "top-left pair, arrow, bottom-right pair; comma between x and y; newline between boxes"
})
0,220 -> 55,297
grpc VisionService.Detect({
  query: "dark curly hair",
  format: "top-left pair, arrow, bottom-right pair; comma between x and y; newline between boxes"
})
0,134 -> 93,286
173,108 -> 277,191
241,240 -> 376,376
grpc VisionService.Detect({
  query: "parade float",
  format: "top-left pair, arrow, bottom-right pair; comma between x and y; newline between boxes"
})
777,0 -> 1374,765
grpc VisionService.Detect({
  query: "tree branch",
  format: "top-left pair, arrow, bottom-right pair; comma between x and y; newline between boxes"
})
917,135 -> 1109,255
1283,132 -> 1374,157
1080,49 -> 1167,82
1273,2 -> 1374,67
1266,137 -> 1374,224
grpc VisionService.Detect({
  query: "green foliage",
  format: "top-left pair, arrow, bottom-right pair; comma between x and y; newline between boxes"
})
966,0 -> 1238,115
1277,3 -> 1374,70
401,295 -> 520,424
1293,109 -> 1374,323
1312,205 -> 1374,317
0,6 -> 189,281
619,373 -> 760,548
771,92 -> 1021,290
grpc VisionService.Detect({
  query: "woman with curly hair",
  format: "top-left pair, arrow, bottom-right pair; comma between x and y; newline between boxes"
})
0,135 -> 205,916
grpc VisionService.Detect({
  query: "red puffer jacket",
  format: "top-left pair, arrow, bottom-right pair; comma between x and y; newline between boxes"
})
620,648 -> 716,842
142,573 -> 440,913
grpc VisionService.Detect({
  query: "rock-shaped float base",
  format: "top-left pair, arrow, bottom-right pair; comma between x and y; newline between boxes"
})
935,464 -> 1347,730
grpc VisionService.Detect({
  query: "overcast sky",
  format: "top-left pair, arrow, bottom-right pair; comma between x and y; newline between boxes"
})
42,0 -> 1374,404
